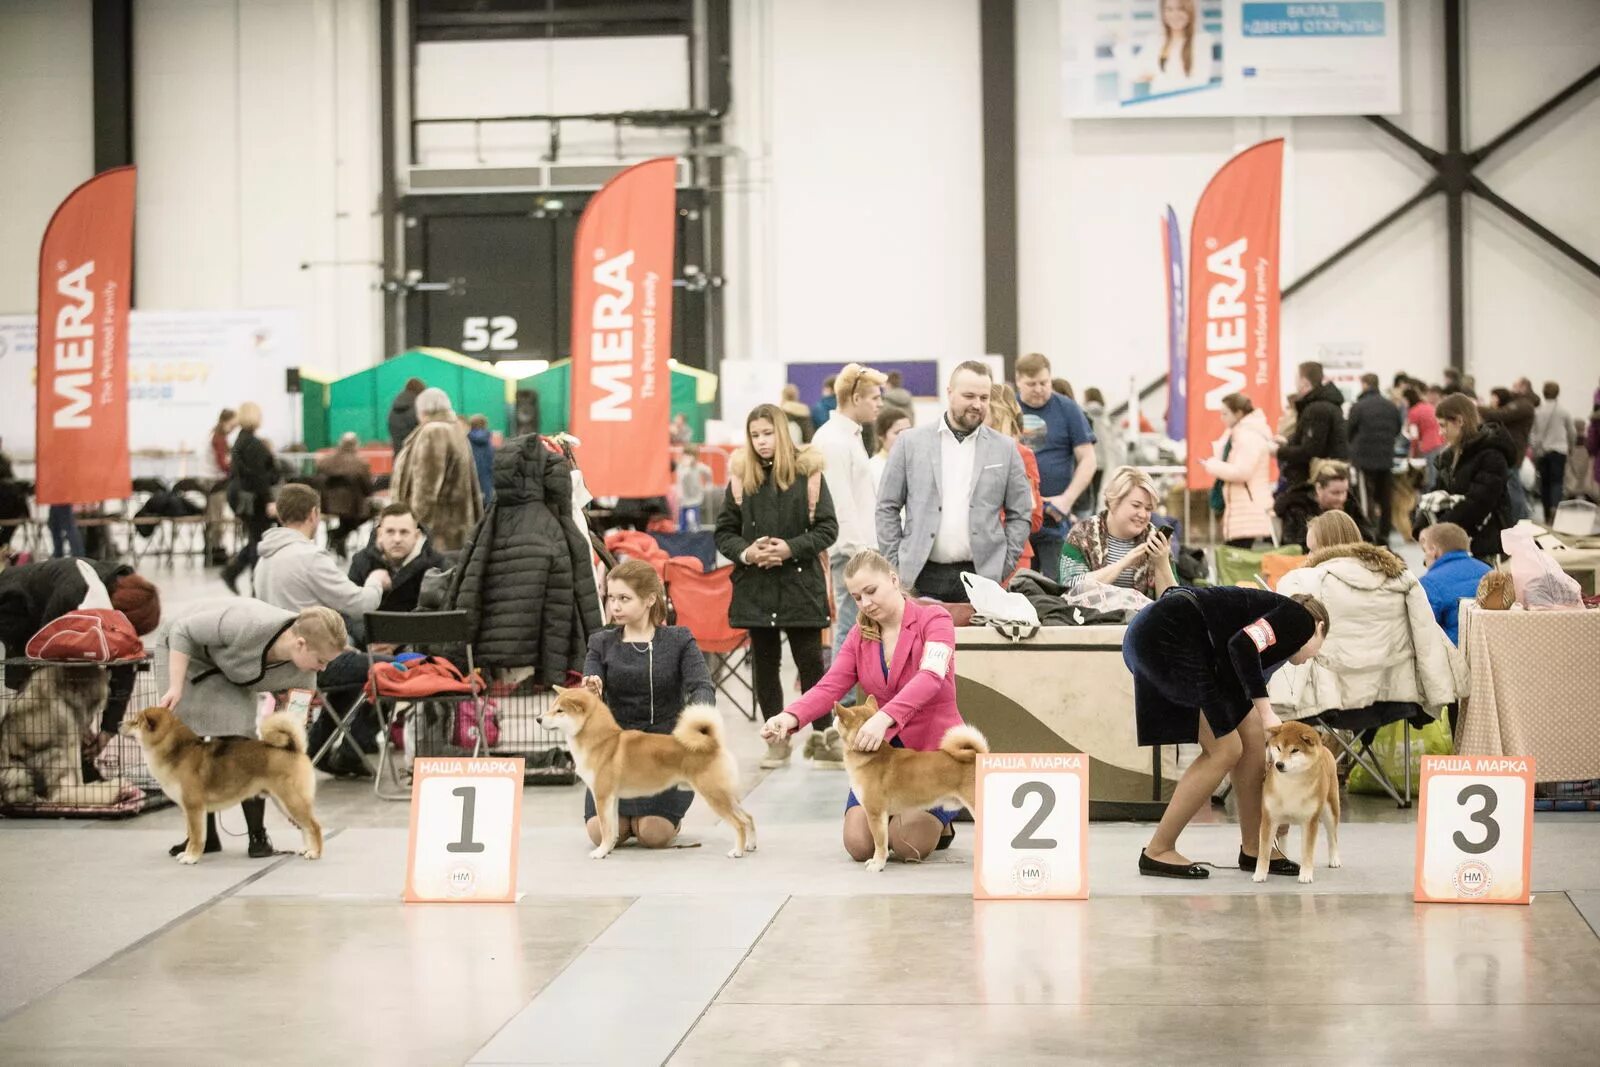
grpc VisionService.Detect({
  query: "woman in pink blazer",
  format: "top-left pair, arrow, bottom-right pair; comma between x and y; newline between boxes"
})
763,549 -> 965,862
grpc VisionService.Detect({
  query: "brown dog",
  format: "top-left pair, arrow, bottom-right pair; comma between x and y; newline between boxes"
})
122,706 -> 323,864
1256,720 -> 1341,884
537,687 -> 756,859
834,697 -> 988,872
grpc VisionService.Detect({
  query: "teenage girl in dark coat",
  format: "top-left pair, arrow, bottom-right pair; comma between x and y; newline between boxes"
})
1123,586 -> 1328,880
715,404 -> 839,769
1433,393 -> 1517,561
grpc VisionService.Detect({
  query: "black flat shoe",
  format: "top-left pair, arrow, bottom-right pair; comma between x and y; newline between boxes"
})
1239,849 -> 1300,876
1139,849 -> 1210,879
248,833 -> 277,859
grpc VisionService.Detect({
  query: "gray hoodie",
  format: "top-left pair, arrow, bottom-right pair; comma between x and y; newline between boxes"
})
254,527 -> 384,617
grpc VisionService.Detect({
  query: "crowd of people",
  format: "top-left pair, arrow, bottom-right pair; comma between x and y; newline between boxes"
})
3,356 -> 1595,876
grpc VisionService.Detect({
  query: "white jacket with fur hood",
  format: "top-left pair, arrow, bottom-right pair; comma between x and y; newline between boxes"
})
1268,542 -> 1469,719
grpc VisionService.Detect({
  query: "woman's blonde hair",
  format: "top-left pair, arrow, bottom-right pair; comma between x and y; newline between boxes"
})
607,560 -> 668,626
1306,510 -> 1362,550
1101,466 -> 1158,514
739,404 -> 799,492
236,401 -> 263,431
1162,0 -> 1198,75
842,549 -> 898,643
293,606 -> 348,654
987,383 -> 1023,439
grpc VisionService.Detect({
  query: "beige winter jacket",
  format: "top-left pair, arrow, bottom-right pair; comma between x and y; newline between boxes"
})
1268,542 -> 1469,719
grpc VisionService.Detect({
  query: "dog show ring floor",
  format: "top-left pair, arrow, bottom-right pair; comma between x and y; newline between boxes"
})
4,702 -> 1600,1066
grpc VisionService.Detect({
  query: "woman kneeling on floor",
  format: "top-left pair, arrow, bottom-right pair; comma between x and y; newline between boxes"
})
580,560 -> 715,849
762,549 -> 965,862
1122,586 -> 1328,880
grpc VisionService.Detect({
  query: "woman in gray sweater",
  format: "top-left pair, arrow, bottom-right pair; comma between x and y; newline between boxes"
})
579,561 -> 715,849
155,600 -> 347,858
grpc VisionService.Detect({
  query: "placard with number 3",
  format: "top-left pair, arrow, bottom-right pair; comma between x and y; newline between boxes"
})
973,754 -> 1090,900
1414,754 -> 1535,905
405,756 -> 525,903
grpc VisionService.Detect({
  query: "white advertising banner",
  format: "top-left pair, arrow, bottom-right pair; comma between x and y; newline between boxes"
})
1062,0 -> 1401,118
0,309 -> 301,459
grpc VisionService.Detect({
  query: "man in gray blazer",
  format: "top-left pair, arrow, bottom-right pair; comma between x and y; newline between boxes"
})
876,361 -> 1034,602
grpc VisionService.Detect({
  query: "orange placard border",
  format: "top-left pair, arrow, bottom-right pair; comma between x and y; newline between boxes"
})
972,753 -> 1091,901
1413,754 -> 1535,906
404,755 -> 525,904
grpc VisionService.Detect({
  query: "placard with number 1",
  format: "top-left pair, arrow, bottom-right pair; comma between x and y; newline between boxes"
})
1415,754 -> 1534,905
405,756 -> 524,903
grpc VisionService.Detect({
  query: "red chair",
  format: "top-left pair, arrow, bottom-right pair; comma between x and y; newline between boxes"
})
662,559 -> 755,720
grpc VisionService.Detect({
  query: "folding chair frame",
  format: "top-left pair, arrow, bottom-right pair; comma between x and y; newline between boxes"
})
705,642 -> 756,722
308,684 -> 377,777
363,611 -> 483,801
1317,720 -> 1414,809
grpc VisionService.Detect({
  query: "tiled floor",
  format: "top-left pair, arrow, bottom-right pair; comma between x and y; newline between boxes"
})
1,558 -> 1597,1065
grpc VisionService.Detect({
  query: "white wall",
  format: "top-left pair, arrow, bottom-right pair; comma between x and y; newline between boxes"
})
0,0 -> 94,314
134,0 -> 383,386
1017,0 -> 1600,423
723,0 -> 986,374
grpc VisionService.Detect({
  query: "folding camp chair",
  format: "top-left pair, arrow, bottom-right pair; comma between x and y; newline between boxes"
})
365,611 -> 483,800
662,559 -> 755,720
1306,703 -> 1424,808
308,669 -> 377,777
1213,543 -> 1304,589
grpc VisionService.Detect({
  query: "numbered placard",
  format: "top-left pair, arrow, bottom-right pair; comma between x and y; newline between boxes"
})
1414,755 -> 1535,905
973,754 -> 1089,900
405,756 -> 524,903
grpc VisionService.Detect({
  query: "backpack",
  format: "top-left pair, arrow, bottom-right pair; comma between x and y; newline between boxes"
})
26,610 -> 144,662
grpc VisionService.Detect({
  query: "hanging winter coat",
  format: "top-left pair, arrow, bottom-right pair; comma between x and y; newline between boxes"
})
449,435 -> 603,681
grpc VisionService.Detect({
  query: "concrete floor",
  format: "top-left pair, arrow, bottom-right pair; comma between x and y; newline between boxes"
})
1,557 -> 1598,1065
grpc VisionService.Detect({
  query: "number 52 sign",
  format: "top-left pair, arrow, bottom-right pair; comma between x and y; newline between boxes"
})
1415,755 -> 1535,905
405,757 -> 525,903
973,754 -> 1090,900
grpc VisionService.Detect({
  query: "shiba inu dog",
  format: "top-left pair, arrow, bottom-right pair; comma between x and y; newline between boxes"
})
1256,720 -> 1340,885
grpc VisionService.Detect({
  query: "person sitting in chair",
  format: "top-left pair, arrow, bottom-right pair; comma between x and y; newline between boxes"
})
347,504 -> 446,621
1274,461 -> 1375,551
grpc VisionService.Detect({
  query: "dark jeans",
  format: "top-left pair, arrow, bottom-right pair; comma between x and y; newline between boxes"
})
914,560 -> 974,603
1027,534 -> 1063,584
48,506 -> 84,558
306,651 -> 395,766
1359,466 -> 1394,541
330,518 -> 364,558
749,627 -> 827,726
1506,471 -> 1530,522
224,512 -> 274,584
1536,452 -> 1567,520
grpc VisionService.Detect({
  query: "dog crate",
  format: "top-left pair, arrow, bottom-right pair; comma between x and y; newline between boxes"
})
0,657 -> 172,818
482,683 -> 576,785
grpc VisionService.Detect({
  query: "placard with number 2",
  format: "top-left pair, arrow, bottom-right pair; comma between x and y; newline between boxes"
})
1414,754 -> 1534,905
974,754 -> 1089,900
405,757 -> 524,903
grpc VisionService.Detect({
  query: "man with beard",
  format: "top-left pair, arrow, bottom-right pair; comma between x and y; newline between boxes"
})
876,361 -> 1033,602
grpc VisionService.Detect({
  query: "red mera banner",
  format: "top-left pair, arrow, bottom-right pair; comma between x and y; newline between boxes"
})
1184,139 -> 1283,490
35,166 -> 136,505
570,157 -> 676,498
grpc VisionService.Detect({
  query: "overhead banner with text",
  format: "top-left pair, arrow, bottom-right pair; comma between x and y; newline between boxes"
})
35,167 -> 135,505
570,157 -> 676,498
1185,139 -> 1282,490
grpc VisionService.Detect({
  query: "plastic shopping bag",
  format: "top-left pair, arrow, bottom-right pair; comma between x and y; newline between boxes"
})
1062,577 -> 1152,621
1347,717 -> 1454,796
1501,524 -> 1583,611
960,572 -> 1040,627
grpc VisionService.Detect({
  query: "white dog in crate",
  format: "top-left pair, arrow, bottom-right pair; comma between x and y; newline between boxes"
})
0,665 -> 129,806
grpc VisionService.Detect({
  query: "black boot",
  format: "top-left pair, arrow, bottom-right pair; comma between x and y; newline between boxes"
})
242,797 -> 276,858
170,812 -> 222,857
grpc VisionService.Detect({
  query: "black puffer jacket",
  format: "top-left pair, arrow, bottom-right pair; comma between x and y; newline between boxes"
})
227,428 -> 277,518
714,448 -> 838,629
1273,481 -> 1375,550
1437,421 -> 1517,559
449,435 -> 603,679
1277,381 -> 1349,485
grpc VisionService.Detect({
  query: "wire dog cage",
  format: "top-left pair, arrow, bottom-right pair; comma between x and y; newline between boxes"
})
364,679 -> 575,788
0,657 -> 171,818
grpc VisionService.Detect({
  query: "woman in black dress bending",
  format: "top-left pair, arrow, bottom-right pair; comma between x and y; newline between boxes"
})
1123,585 -> 1328,879
580,560 -> 716,849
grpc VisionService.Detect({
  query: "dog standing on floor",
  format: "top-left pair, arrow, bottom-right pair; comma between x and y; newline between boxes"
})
537,686 -> 756,859
1255,721 -> 1341,885
122,705 -> 323,864
833,697 -> 988,872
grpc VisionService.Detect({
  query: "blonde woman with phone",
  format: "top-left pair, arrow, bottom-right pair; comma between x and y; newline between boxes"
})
1061,466 -> 1178,598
